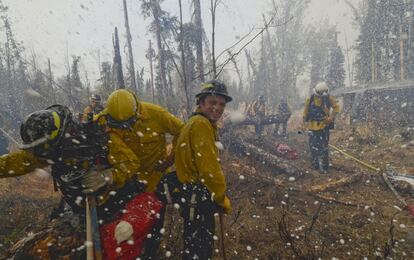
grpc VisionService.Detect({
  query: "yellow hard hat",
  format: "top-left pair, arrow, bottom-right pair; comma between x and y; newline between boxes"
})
106,89 -> 139,122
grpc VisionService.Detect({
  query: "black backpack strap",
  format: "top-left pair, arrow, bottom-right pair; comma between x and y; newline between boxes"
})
323,95 -> 331,109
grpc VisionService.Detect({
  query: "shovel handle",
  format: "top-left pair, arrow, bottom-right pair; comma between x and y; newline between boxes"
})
219,213 -> 227,260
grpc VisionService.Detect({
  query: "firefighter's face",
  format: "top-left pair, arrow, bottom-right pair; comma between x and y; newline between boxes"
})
91,100 -> 100,108
199,95 -> 226,123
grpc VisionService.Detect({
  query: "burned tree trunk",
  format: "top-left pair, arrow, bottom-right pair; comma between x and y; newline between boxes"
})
193,0 -> 205,82
179,0 -> 191,115
123,0 -> 138,93
146,40 -> 156,102
227,50 -> 243,93
113,27 -> 125,89
224,135 -> 300,177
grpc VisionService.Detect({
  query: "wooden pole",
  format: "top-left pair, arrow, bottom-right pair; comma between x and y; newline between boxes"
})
85,198 -> 93,260
219,213 -> 227,260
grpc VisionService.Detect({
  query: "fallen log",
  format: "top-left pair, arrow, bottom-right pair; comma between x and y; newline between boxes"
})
308,174 -> 362,192
237,171 -> 367,208
225,114 -> 284,127
225,136 -> 301,177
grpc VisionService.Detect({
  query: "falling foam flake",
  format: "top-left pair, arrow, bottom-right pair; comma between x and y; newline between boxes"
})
25,88 -> 43,98
34,168 -> 50,178
72,139 -> 81,144
215,141 -> 224,150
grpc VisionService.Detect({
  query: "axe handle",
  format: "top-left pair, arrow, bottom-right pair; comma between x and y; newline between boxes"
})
219,213 -> 227,260
88,196 -> 103,260
85,198 -> 94,260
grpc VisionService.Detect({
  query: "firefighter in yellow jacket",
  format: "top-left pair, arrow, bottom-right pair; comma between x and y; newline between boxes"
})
0,104 -> 142,219
175,80 -> 232,260
303,82 -> 340,173
81,94 -> 104,122
96,89 -> 184,257
97,89 -> 184,192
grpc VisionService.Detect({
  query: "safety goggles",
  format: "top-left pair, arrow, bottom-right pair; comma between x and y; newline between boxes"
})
106,114 -> 138,129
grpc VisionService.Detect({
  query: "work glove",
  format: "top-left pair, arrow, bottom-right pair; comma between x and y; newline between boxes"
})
81,169 -> 113,194
218,196 -> 232,215
324,116 -> 334,125
300,121 -> 307,134
154,155 -> 174,172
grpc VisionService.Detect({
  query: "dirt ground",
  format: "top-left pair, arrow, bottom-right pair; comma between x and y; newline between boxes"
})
1,111 -> 413,259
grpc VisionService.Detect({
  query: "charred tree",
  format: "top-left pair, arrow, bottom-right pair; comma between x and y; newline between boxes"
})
179,0 -> 191,115
192,0 -> 205,82
123,0 -> 138,93
113,27 -> 125,89
141,0 -> 168,104
210,0 -> 220,78
47,58 -> 56,103
146,40 -> 156,102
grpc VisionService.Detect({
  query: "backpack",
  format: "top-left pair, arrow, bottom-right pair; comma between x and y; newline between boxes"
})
305,94 -> 331,122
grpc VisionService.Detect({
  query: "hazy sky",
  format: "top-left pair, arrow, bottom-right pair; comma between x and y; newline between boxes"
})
1,0 -> 359,86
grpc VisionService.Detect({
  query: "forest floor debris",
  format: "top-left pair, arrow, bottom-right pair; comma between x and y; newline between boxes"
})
1,120 -> 414,259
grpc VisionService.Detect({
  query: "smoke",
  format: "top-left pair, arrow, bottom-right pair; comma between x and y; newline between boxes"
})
227,110 -> 246,124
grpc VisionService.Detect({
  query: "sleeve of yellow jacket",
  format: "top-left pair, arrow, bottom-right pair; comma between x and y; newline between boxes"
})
190,118 -> 231,213
0,150 -> 48,178
158,108 -> 184,147
106,131 -> 141,189
329,96 -> 340,114
302,97 -> 311,121
82,106 -> 92,122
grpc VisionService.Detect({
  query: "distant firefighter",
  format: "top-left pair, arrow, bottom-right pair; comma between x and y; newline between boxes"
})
251,95 -> 266,136
303,82 -> 340,173
274,98 -> 291,137
82,94 -> 104,122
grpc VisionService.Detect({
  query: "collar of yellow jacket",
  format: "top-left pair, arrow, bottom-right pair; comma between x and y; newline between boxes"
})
137,102 -> 149,120
193,107 -> 219,128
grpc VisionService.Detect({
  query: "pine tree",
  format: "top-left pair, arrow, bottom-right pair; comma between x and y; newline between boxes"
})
326,45 -> 346,90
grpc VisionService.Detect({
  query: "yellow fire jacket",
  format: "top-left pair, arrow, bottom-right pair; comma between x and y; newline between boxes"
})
99,102 -> 184,192
174,113 -> 232,213
303,95 -> 340,131
0,132 -> 140,205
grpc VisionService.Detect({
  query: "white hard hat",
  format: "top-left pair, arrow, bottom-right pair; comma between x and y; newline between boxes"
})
314,82 -> 329,96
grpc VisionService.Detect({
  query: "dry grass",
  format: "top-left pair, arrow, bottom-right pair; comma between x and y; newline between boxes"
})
0,174 -> 59,257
